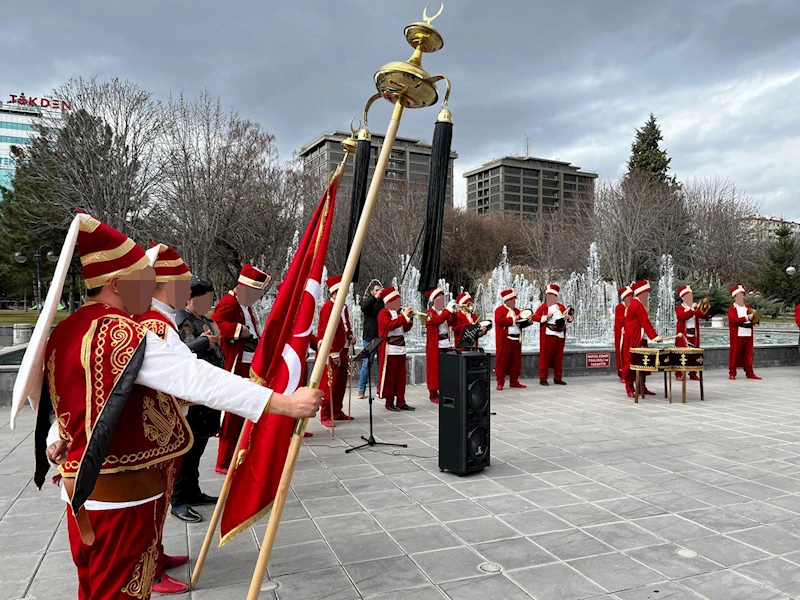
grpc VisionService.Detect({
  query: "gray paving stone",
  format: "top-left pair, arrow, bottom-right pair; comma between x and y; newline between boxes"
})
445,516 -> 520,544
633,514 -> 716,542
737,558 -> 800,597
388,524 -> 463,554
531,528 -> 615,561
549,502 -> 621,527
411,546 -> 487,584
370,504 -> 437,530
595,497 -> 667,519
327,531 -> 405,565
727,525 -> 800,555
473,536 -> 558,571
302,494 -> 367,517
315,512 -> 382,539
683,534 -> 770,567
422,499 -> 489,522
274,566 -> 359,600
563,482 -> 629,502
679,569 -> 789,600
568,551 -> 664,593
584,521 -> 666,551
268,539 -> 339,577
678,507 -> 760,533
366,584 -> 448,600
472,493 -> 537,515
498,509 -> 572,536
520,486 -> 581,508
356,489 -> 413,510
614,581 -> 703,599
441,573 -> 531,600
506,562 -> 607,600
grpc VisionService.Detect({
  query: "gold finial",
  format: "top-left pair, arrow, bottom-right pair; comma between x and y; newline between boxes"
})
423,2 -> 444,25
341,118 -> 359,154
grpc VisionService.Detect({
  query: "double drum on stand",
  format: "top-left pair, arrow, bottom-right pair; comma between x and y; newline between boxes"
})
438,348 -> 491,476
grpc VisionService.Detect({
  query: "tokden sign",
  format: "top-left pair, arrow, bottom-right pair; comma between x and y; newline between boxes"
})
7,94 -> 72,111
585,352 -> 611,368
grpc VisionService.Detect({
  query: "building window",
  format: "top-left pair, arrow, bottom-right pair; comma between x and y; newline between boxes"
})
409,162 -> 428,173
0,121 -> 36,132
522,204 -> 538,213
506,185 -> 521,193
490,167 -> 500,176
467,175 -> 477,185
522,187 -> 538,195
543,170 -> 559,179
409,153 -> 429,163
0,135 -> 31,145
409,172 -> 427,182
523,177 -> 538,186
543,180 -> 559,189
490,176 -> 500,185
504,175 -> 521,184
490,185 -> 500,194
564,174 -> 577,182
504,193 -> 519,202
504,167 -> 521,175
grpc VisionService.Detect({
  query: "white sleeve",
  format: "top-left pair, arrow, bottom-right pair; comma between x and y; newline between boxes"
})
136,331 -> 272,422
46,415 -> 60,447
165,327 -> 193,357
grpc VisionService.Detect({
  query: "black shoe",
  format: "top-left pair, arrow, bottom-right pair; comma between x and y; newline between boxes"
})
398,404 -> 416,411
554,380 -> 567,385
540,380 -> 549,386
386,405 -> 401,412
171,504 -> 202,523
188,492 -> 219,506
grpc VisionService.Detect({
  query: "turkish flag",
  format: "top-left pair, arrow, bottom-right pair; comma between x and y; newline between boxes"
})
219,180 -> 338,545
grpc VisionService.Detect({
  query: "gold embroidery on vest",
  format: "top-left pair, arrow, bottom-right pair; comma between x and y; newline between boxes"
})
140,319 -> 168,339
142,392 -> 178,447
109,318 -> 136,375
47,350 -> 73,443
122,538 -> 158,598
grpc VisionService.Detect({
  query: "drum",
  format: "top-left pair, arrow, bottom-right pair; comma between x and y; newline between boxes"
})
629,347 -> 662,372
517,309 -> 534,329
667,347 -> 704,371
478,320 -> 493,332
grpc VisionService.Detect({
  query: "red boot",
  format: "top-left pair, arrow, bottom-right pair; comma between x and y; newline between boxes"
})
675,372 -> 683,382
429,390 -> 439,404
689,373 -> 700,381
162,554 -> 189,570
496,379 -> 504,391
746,372 -> 762,380
510,380 -> 527,388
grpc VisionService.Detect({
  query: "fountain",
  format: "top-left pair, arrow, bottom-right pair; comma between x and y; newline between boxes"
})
654,254 -> 676,336
561,243 -> 617,348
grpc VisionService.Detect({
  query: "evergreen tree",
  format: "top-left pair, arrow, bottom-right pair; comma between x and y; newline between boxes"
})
758,223 -> 800,306
627,113 -> 680,188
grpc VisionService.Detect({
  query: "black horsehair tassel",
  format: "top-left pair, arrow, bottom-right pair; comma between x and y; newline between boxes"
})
345,132 -> 371,284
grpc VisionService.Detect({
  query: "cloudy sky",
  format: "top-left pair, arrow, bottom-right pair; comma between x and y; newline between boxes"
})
3,0 -> 799,217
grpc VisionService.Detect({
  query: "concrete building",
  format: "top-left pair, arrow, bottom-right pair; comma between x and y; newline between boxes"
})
299,131 -> 457,203
464,156 -> 598,219
744,215 -> 800,242
1,93 -> 70,190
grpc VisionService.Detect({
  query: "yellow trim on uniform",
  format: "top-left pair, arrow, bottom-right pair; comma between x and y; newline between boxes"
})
83,255 -> 151,289
154,258 -> 187,268
80,238 -> 136,267
238,275 -> 266,289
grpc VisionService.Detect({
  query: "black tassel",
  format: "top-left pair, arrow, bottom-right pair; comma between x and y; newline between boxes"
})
346,136 -> 371,284
418,109 -> 453,293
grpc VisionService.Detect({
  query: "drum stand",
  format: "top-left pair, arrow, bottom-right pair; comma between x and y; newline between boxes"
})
668,370 -> 705,404
633,371 -> 669,404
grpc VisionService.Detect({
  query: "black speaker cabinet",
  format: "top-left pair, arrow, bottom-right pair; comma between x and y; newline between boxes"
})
439,348 -> 490,476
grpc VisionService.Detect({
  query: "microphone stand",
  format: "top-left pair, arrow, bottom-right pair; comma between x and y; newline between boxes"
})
346,337 -> 407,454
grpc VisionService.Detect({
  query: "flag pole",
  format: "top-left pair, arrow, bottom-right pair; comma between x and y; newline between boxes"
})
245,5 -> 450,597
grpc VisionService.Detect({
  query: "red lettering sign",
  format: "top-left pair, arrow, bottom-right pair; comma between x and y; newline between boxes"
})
7,94 -> 71,111
586,352 -> 611,368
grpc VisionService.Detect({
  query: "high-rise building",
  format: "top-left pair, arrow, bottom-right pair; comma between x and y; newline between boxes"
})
299,131 -> 457,203
744,215 -> 800,242
0,93 -> 71,190
464,156 -> 598,219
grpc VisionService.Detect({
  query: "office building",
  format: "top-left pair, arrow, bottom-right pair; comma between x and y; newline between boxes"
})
464,156 -> 597,219
299,131 -> 457,203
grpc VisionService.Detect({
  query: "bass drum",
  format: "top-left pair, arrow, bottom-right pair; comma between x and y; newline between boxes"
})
517,309 -> 534,329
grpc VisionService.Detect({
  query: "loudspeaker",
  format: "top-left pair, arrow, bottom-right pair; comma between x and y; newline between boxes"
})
439,348 -> 490,476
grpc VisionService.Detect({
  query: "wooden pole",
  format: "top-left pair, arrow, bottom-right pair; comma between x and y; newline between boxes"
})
245,100 -> 405,600
190,422 -> 248,589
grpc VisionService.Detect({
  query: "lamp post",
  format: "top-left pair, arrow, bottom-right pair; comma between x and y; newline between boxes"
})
787,266 -> 796,277
14,245 -> 58,314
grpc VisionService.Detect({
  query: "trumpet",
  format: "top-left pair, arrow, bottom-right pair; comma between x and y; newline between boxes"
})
404,307 -> 430,321
698,297 -> 711,312
453,301 -> 474,312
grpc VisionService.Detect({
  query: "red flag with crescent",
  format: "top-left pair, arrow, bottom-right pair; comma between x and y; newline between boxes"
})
219,179 -> 338,545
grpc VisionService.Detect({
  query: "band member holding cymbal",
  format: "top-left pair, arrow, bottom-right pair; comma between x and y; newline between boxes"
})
494,288 -> 530,390
425,287 -> 457,403
533,284 -> 573,386
728,284 -> 761,380
452,292 -> 478,348
674,284 -> 710,381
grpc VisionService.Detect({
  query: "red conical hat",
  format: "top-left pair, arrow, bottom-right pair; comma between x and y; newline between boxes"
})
239,264 -> 271,290
147,241 -> 191,283
426,288 -> 444,302
326,274 -> 343,294
77,212 -> 149,289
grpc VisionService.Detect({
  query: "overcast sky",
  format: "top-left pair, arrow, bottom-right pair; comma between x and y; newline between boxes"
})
2,0 -> 798,217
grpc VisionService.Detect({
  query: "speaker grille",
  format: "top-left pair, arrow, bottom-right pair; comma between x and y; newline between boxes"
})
468,379 -> 489,414
468,426 -> 488,461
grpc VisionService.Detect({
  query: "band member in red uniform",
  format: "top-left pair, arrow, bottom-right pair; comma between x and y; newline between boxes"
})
377,286 -> 415,411
674,284 -> 710,381
614,286 -> 632,382
728,284 -> 760,380
37,213 -> 321,600
425,287 -> 456,403
533,284 -> 573,386
452,292 -> 478,348
212,264 -> 270,474
621,280 -> 663,397
318,274 -> 356,426
494,288 -> 528,390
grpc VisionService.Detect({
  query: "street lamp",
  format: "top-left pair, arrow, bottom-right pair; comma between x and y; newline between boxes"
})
787,266 -> 797,277
14,245 -> 58,314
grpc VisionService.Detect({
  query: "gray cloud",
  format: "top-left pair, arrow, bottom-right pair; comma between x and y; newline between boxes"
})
2,0 -> 798,217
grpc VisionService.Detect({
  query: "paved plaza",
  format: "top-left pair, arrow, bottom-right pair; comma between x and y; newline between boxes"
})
3,367 -> 800,599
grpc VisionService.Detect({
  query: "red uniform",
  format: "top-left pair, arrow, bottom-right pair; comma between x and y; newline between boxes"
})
453,310 -> 478,347
621,297 -> 659,394
377,307 -> 412,408
51,303 -> 192,600
614,303 -> 626,379
494,303 -> 522,387
212,289 -> 260,471
675,295 -> 710,379
318,299 -> 353,422
425,307 -> 456,396
533,301 -> 567,383
795,304 -> 800,328
728,303 -> 756,377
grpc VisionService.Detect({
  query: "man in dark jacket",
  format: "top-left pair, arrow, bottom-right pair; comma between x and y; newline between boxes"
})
171,275 -> 225,522
358,279 -> 383,398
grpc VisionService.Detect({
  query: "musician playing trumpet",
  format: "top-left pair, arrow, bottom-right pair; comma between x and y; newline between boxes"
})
674,285 -> 710,381
533,284 -> 573,386
425,287 -> 457,403
377,286 -> 416,411
494,288 -> 530,390
728,284 -> 761,380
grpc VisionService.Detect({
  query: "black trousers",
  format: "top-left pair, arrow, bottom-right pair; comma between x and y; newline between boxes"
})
172,407 -> 218,506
